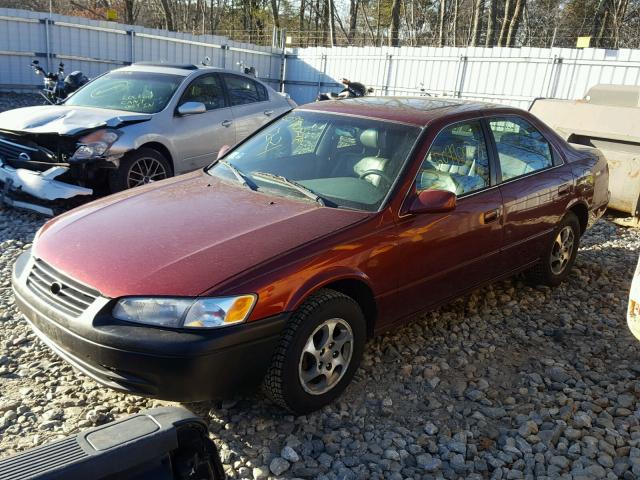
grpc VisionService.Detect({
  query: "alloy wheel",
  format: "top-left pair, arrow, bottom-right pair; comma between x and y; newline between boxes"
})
127,157 -> 168,188
298,318 -> 354,395
550,225 -> 575,275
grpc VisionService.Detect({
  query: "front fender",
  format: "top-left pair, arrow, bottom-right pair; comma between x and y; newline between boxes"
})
284,267 -> 374,313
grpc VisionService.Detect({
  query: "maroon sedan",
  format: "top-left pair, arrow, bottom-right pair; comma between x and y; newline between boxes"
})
12,98 -> 609,413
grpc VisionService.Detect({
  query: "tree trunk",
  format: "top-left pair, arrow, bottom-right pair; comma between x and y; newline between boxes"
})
470,0 -> 484,46
389,0 -> 401,46
506,0 -> 525,47
270,0 -> 280,28
438,0 -> 446,47
497,0 -> 511,46
159,0 -> 175,31
485,0 -> 497,46
452,0 -> 458,46
590,0 -> 608,47
329,0 -> 337,45
299,0 -> 305,44
348,0 -> 358,43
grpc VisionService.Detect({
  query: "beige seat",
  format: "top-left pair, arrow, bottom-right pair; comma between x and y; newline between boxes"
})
353,129 -> 389,187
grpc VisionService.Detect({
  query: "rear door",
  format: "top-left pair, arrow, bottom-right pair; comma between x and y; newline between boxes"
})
395,119 -> 504,317
222,74 -> 282,141
485,115 -> 574,273
172,73 -> 235,173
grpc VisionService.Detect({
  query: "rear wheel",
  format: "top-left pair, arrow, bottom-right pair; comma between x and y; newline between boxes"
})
109,147 -> 171,193
263,289 -> 366,414
526,211 -> 580,286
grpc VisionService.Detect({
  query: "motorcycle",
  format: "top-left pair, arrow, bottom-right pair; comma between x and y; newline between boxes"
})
316,78 -> 373,101
30,59 -> 89,104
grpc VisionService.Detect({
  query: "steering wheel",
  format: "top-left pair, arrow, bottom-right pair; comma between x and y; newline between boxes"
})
359,169 -> 393,187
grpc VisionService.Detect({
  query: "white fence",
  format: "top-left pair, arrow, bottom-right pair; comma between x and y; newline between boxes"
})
287,46 -> 640,108
0,8 -> 284,91
1,8 -> 640,109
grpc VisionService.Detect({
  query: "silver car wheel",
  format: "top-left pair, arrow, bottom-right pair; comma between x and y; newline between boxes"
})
550,225 -> 575,275
298,318 -> 353,395
127,157 -> 168,188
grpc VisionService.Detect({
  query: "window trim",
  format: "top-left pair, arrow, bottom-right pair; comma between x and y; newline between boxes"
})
484,114 -> 559,185
413,117 -> 495,199
175,72 -> 229,114
221,73 -> 270,107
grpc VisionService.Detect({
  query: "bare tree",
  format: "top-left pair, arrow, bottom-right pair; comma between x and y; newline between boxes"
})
452,0 -> 458,46
389,0 -> 401,46
438,0 -> 447,47
485,0 -> 497,46
158,0 -> 175,30
270,0 -> 280,28
498,0 -> 511,45
470,0 -> 484,46
506,0 -> 525,46
348,0 -> 359,43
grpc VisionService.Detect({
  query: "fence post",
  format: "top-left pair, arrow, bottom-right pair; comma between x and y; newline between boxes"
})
316,53 -> 326,98
455,55 -> 468,98
280,29 -> 287,93
128,30 -> 135,64
383,53 -> 393,95
42,18 -> 51,72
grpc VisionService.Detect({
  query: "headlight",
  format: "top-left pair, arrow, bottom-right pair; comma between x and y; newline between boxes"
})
71,129 -> 120,161
112,295 -> 257,329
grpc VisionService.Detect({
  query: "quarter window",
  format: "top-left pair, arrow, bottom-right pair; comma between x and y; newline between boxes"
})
181,74 -> 226,111
489,117 -> 553,181
417,121 -> 490,196
223,74 -> 264,106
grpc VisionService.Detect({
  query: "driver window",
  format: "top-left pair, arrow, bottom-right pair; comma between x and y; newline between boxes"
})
417,121 -> 490,196
181,75 -> 226,111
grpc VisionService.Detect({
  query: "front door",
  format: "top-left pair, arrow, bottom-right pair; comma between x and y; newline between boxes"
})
172,73 -> 236,174
395,119 -> 504,318
486,115 -> 574,273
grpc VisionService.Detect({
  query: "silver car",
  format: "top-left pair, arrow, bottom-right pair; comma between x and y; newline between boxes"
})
0,62 -> 295,205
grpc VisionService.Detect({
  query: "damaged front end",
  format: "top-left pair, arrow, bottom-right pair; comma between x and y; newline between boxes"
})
0,128 -> 122,215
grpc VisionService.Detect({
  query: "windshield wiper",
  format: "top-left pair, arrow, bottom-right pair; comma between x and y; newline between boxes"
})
218,160 -> 257,190
252,171 -> 328,206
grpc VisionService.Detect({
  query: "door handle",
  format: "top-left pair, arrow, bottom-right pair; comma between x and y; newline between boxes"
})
483,208 -> 500,224
221,120 -> 232,127
558,183 -> 572,196
264,110 -> 274,116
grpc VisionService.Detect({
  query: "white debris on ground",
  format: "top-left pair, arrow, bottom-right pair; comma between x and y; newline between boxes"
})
1,93 -> 640,480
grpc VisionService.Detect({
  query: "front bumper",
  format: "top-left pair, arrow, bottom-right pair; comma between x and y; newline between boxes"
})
12,250 -> 288,402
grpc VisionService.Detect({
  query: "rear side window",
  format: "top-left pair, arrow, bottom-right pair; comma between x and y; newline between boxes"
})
223,74 -> 265,106
488,117 -> 553,182
417,120 -> 490,196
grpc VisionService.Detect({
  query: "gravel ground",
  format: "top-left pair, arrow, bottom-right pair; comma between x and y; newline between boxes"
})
2,93 -> 640,479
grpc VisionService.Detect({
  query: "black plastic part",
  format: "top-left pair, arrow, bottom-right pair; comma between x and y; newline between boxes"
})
0,407 -> 225,480
133,61 -> 199,70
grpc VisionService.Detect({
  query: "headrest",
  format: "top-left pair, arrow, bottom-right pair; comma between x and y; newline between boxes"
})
360,129 -> 386,150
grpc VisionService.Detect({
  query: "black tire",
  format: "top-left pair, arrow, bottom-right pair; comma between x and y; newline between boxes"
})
263,289 -> 366,414
109,147 -> 172,193
526,211 -> 580,287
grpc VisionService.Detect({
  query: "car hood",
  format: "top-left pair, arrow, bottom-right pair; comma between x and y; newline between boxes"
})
34,171 -> 369,298
0,105 -> 152,136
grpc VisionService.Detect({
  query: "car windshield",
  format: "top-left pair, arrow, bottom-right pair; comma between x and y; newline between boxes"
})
65,71 -> 183,114
207,111 -> 421,211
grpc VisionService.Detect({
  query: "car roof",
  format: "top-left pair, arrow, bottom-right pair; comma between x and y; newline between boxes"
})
301,97 -> 512,126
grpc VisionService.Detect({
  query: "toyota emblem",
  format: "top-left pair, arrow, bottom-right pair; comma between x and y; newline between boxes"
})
18,152 -> 31,161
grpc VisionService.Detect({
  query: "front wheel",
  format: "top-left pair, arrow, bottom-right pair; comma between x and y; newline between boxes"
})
263,289 -> 366,414
526,211 -> 580,287
109,147 -> 171,193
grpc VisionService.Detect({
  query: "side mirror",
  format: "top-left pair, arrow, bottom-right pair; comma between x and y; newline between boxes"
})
217,144 -> 231,160
177,101 -> 206,116
406,189 -> 456,214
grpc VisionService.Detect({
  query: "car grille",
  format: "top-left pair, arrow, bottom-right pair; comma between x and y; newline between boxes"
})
0,137 -> 39,161
26,259 -> 99,317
